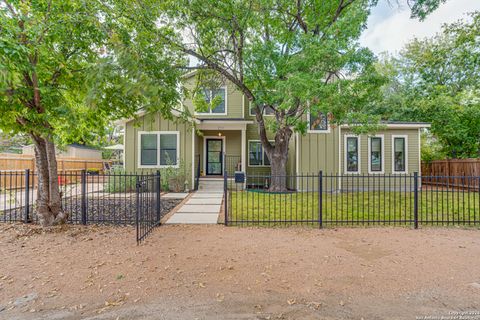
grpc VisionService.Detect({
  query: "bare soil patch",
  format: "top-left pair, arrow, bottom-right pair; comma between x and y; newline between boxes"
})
0,224 -> 479,319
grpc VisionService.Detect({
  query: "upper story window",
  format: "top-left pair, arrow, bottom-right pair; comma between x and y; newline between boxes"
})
368,136 -> 384,173
197,88 -> 226,114
393,135 -> 408,173
249,105 -> 275,116
345,135 -> 359,173
308,112 -> 329,132
248,140 -> 273,166
138,131 -> 179,168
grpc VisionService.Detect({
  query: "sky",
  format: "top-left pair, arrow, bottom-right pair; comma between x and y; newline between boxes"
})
360,0 -> 480,55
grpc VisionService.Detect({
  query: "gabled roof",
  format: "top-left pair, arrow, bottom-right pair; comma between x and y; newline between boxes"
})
114,108 -> 198,125
341,121 -> 430,129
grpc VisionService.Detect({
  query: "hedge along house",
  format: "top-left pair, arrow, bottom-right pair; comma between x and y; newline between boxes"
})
120,73 -> 430,191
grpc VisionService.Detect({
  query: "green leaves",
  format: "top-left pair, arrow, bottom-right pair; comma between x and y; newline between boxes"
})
372,12 -> 480,159
0,0 -> 182,146
408,0 -> 447,21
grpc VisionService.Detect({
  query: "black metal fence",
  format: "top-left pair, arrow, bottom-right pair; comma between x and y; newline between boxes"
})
0,170 -> 165,242
194,154 -> 200,190
225,172 -> 480,227
136,173 -> 161,243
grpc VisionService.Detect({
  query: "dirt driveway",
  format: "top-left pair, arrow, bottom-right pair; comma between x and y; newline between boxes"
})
0,224 -> 479,320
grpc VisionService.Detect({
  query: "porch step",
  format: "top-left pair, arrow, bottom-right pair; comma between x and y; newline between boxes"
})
198,178 -> 224,191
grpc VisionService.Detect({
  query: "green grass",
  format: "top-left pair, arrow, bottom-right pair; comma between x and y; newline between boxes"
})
228,190 -> 480,227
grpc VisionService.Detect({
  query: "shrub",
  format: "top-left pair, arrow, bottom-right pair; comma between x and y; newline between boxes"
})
159,159 -> 188,192
104,168 -> 136,193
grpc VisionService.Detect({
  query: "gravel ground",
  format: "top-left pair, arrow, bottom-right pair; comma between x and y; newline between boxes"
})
0,224 -> 479,319
1,197 -> 182,224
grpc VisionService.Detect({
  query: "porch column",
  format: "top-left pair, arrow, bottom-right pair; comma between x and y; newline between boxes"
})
241,128 -> 246,172
241,128 -> 246,189
191,130 -> 195,191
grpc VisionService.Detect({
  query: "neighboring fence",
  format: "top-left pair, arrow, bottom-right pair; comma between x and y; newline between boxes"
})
422,159 -> 480,190
225,172 -> 480,228
0,154 -> 111,188
0,170 -> 163,242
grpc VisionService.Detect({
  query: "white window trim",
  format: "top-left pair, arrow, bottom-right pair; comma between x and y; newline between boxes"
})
307,111 -> 330,133
194,86 -> 228,116
248,140 -> 274,167
137,131 -> 180,169
344,134 -> 361,174
368,135 -> 385,174
392,135 -> 409,174
249,106 -> 275,117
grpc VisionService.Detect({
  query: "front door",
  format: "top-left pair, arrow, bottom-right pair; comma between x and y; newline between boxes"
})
206,139 -> 223,175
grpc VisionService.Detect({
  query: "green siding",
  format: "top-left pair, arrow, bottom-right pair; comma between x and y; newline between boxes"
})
297,127 -> 340,174
124,74 -> 423,193
124,113 -> 194,189
340,128 -> 420,175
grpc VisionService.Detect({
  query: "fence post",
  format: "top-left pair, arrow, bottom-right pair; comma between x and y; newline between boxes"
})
24,169 -> 30,223
81,169 -> 87,225
318,170 -> 323,229
414,171 -> 418,229
135,175 -> 140,244
224,169 -> 228,226
156,170 -> 161,223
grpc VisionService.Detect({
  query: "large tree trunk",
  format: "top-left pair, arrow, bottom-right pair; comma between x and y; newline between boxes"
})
31,134 -> 67,226
265,127 -> 292,192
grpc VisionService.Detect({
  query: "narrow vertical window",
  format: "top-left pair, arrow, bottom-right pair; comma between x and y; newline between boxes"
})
394,137 -> 406,172
160,134 -> 178,165
140,134 -> 158,166
211,88 -> 225,114
248,141 -> 263,166
370,137 -> 383,172
346,137 -> 359,172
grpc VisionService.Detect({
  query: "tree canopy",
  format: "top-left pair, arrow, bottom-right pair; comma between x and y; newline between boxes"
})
0,0 -> 184,225
0,0 -> 183,146
372,12 -> 480,159
155,0 -> 390,190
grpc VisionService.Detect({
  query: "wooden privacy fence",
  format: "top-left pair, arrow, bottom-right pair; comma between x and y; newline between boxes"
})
421,159 -> 480,190
0,154 -> 111,189
0,153 -> 109,172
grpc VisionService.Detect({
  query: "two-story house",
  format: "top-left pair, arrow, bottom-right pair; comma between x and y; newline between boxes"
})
120,72 -> 430,190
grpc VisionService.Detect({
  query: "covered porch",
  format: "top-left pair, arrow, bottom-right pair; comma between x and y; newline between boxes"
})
192,120 -> 252,186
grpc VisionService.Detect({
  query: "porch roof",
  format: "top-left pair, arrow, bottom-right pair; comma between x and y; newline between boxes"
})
197,118 -> 253,131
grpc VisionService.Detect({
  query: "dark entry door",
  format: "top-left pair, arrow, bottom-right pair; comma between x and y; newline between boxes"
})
206,139 -> 223,175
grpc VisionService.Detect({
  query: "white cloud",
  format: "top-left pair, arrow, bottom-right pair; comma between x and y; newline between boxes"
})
360,0 -> 480,55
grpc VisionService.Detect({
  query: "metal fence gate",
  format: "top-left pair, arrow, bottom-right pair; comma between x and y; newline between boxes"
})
136,172 -> 161,243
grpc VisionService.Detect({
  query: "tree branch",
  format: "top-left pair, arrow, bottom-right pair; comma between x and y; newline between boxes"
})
2,0 -> 18,18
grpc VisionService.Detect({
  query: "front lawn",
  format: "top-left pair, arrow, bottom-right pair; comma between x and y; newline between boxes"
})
228,190 -> 480,226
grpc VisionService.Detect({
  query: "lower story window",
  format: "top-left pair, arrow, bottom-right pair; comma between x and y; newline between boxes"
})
248,140 -> 272,166
139,131 -> 179,167
346,136 -> 359,173
140,134 -> 158,166
393,136 -> 406,172
369,136 -> 383,173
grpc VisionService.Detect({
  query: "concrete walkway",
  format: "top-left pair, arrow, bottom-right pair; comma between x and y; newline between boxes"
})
165,190 -> 223,224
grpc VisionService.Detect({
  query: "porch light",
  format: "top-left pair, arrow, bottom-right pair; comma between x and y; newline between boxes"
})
218,132 -> 222,136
